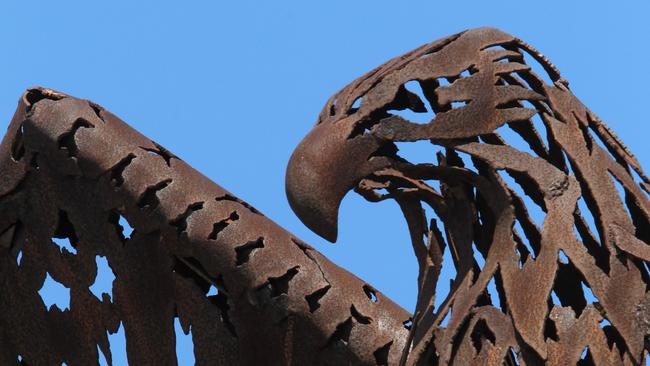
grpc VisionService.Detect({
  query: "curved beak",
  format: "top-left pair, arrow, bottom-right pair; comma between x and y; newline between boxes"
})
285,121 -> 390,242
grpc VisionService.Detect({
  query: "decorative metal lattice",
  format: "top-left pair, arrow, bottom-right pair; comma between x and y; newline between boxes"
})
287,27 -> 650,365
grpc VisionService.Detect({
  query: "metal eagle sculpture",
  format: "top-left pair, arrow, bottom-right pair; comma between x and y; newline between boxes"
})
287,27 -> 650,365
0,27 -> 647,365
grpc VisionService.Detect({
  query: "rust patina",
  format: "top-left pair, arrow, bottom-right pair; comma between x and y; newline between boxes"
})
287,27 -> 650,365
0,27 -> 648,365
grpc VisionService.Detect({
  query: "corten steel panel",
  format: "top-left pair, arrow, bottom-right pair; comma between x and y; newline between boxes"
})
0,88 -> 409,365
287,28 -> 650,365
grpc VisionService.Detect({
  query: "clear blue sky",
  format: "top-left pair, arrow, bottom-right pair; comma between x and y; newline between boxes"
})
2,1 -> 649,365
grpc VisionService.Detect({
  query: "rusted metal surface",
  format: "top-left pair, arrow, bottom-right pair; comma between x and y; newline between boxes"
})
0,87 -> 410,365
287,27 -> 650,365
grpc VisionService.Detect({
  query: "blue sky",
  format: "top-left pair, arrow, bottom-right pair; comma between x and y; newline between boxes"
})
2,1 -> 649,364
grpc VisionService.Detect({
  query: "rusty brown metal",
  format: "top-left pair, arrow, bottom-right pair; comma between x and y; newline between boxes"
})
287,27 -> 650,365
0,87 -> 411,365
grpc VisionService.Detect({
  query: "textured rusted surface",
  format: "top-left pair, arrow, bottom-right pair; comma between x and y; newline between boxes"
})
0,87 -> 410,365
287,27 -> 650,365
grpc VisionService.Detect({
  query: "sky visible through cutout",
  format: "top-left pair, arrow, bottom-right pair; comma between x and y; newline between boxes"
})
38,273 -> 70,311
119,214 -> 134,239
52,237 -> 76,255
90,255 -> 116,301
175,318 -> 195,365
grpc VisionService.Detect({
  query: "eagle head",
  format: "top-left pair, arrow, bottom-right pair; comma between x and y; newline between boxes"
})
286,27 -> 551,242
